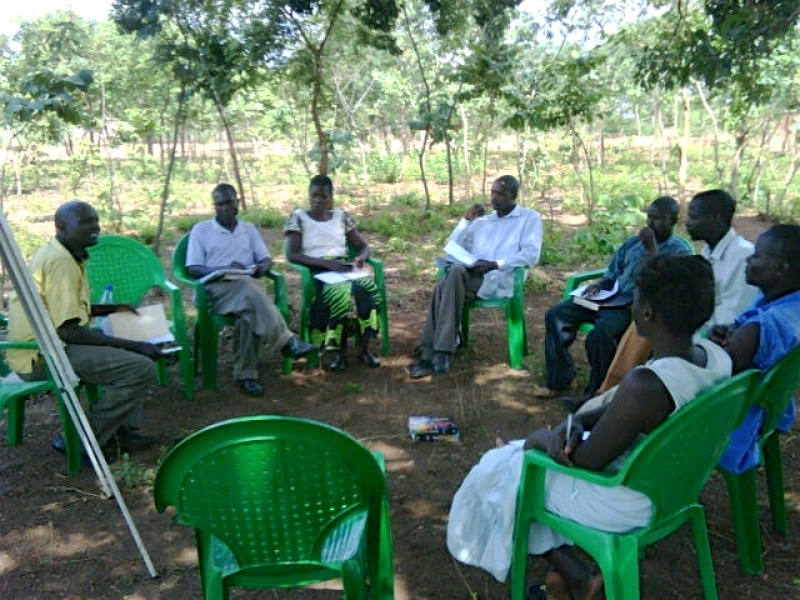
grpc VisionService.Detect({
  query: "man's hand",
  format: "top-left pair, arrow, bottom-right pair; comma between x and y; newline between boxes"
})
465,203 -> 486,221
470,259 -> 497,275
253,257 -> 272,277
127,341 -> 164,361
638,226 -> 657,253
708,324 -> 734,347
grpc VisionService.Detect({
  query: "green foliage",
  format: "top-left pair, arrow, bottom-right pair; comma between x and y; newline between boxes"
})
571,194 -> 643,257
341,381 -> 364,394
368,152 -> 405,183
111,452 -> 157,488
239,208 -> 287,229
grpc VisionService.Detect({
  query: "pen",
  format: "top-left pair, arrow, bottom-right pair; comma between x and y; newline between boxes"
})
566,413 -> 573,443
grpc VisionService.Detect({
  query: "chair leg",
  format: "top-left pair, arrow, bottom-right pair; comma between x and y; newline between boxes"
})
721,468 -> 763,575
689,506 -> 719,600
763,433 -> 788,534
57,395 -> 84,475
178,346 -> 196,400
7,396 -> 25,446
506,306 -> 525,370
461,306 -> 472,349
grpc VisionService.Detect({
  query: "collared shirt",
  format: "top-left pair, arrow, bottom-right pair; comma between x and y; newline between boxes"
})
7,238 -> 92,374
186,218 -> 271,269
701,228 -> 758,328
720,289 -> 800,473
451,205 -> 543,299
604,233 -> 691,304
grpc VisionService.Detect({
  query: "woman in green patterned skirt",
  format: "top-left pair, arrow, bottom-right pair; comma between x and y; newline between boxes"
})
284,175 -> 381,371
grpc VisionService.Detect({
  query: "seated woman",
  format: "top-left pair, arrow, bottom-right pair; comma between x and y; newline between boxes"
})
284,174 -> 382,371
447,254 -> 732,599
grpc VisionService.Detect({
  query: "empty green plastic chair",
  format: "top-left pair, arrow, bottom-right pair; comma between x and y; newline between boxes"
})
85,235 -> 194,399
172,233 -> 292,390
285,239 -> 390,368
718,344 -> 800,575
436,265 -> 528,369
153,415 -> 394,600
510,369 -> 760,600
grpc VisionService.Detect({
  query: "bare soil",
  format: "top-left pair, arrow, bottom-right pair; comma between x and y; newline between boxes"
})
1,214 -> 799,599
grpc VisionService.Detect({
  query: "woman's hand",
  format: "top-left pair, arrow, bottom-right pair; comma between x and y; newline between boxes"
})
328,259 -> 354,272
523,419 -> 585,466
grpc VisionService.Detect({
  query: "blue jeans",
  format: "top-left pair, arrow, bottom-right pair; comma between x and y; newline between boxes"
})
543,299 -> 632,395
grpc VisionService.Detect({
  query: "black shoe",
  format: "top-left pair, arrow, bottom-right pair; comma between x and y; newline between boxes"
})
432,351 -> 451,374
281,336 -> 315,359
237,378 -> 264,396
328,355 -> 347,372
359,350 -> 380,368
51,434 -> 117,465
116,426 -> 159,452
408,359 -> 433,378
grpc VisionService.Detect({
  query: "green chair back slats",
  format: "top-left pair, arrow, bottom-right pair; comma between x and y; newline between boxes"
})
153,416 -> 394,600
86,235 -> 194,399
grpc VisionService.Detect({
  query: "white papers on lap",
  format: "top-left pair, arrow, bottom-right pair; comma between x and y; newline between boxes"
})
569,280 -> 619,301
197,266 -> 256,284
313,269 -> 370,285
443,240 -> 477,267
101,303 -> 175,345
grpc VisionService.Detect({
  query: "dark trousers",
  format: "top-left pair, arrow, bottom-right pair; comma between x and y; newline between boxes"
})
543,299 -> 632,396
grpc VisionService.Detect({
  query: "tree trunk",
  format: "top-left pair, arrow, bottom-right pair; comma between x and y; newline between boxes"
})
695,81 -> 724,186
677,88 -> 691,211
460,104 -> 471,200
213,94 -> 246,209
152,84 -> 186,256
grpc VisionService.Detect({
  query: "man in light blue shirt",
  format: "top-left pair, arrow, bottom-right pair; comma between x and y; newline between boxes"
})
409,175 -> 543,377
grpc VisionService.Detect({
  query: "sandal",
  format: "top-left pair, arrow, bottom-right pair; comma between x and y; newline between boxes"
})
359,350 -> 380,367
237,378 -> 264,396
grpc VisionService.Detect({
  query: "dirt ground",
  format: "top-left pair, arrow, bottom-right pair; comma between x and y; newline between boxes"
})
1,213 -> 799,600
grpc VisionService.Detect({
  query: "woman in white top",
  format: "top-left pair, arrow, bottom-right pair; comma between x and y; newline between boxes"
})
284,175 -> 381,371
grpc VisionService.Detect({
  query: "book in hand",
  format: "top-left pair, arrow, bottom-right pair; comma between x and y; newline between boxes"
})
313,269 -> 370,284
440,240 -> 477,267
570,280 -> 621,311
100,303 -> 176,346
197,266 -> 256,284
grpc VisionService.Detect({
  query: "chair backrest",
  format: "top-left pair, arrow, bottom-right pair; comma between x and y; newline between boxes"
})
171,233 -> 193,285
154,416 -> 387,568
751,344 -> 800,439
618,369 -> 760,522
86,236 -> 168,304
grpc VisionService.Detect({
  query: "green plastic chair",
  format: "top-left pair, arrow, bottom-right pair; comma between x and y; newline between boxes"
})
171,233 -> 292,390
436,265 -> 528,369
0,316 -> 101,474
718,344 -> 800,575
285,239 -> 390,368
85,235 -> 195,399
562,235 -> 695,335
153,415 -> 394,600
510,369 -> 760,600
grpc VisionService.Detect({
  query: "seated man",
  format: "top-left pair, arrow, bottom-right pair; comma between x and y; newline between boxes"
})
535,196 -> 690,398
186,183 -> 314,396
712,224 -> 800,472
8,201 -> 160,459
566,188 -> 759,409
408,175 -> 543,377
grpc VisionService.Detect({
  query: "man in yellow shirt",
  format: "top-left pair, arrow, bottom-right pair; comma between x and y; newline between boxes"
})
8,201 -> 161,459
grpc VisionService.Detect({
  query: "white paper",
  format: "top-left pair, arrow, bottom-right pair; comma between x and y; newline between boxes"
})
313,269 -> 370,284
100,304 -> 175,344
443,240 -> 477,267
570,280 -> 619,301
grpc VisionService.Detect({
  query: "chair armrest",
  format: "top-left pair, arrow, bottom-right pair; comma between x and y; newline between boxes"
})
0,340 -> 40,350
563,269 -> 606,300
522,448 -> 626,489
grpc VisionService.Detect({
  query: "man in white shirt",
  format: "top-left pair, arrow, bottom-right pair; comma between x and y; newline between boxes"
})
409,175 -> 543,377
565,188 -> 758,409
686,189 -> 759,332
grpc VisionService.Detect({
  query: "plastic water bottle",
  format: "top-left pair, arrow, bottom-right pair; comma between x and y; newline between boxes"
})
94,284 -> 114,332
